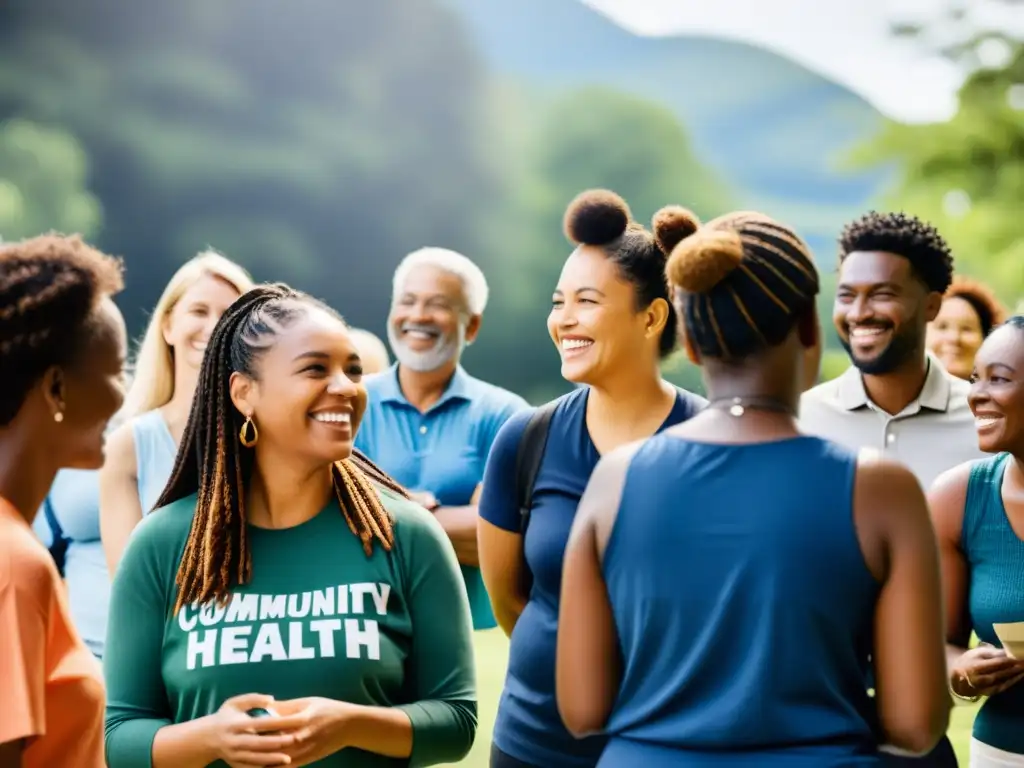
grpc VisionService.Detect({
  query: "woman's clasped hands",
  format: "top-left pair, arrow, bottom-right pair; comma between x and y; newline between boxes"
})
210,693 -> 356,768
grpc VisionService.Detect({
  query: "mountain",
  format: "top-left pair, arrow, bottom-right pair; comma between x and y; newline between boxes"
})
445,0 -> 891,260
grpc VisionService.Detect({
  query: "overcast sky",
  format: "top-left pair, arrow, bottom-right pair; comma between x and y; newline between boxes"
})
585,0 -> 1021,123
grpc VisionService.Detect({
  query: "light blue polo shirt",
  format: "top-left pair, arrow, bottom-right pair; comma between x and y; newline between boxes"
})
355,364 -> 529,629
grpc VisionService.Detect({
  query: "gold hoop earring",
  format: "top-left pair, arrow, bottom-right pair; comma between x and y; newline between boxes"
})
239,416 -> 258,447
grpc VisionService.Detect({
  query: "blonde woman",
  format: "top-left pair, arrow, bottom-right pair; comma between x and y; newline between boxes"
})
349,327 -> 391,374
99,251 -> 252,574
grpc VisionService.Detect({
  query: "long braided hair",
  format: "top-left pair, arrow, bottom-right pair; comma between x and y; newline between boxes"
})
157,283 -> 408,614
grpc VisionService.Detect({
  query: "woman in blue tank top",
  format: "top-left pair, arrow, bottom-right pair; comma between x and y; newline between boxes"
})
557,210 -> 950,766
99,251 -> 252,573
478,190 -> 706,768
929,315 -> 1024,767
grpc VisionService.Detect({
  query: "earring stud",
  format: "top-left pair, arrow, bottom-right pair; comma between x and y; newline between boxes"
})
53,411 -> 64,423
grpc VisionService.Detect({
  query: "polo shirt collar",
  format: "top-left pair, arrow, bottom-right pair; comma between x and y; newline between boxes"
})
378,363 -> 472,409
836,353 -> 952,413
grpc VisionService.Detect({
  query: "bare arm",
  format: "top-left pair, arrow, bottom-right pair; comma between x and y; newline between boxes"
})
0,740 -> 21,768
928,466 -> 973,665
433,502 -> 479,567
98,422 -> 144,575
556,448 -> 634,738
859,458 -> 949,755
477,520 -> 529,637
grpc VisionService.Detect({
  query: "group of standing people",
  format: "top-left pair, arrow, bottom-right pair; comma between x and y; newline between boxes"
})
0,188 -> 1021,768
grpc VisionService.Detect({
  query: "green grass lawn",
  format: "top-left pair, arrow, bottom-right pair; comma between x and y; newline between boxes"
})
448,630 -> 979,767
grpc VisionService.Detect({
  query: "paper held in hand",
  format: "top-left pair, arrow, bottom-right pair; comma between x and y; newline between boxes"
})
993,622 -> 1024,659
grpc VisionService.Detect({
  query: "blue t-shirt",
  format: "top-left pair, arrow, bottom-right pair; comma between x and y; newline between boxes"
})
479,386 -> 705,767
33,469 -> 109,658
356,364 -> 529,630
600,436 -> 881,767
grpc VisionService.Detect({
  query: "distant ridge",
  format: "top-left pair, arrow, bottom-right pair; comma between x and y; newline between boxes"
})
444,0 -> 890,256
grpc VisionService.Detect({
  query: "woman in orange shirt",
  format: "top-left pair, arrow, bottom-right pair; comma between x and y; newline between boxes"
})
0,235 -> 128,768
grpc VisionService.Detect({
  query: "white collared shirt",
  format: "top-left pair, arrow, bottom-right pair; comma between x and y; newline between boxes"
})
800,356 -> 986,490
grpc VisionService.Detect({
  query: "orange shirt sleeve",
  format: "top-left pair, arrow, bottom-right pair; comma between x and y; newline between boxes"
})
0,551 -> 49,747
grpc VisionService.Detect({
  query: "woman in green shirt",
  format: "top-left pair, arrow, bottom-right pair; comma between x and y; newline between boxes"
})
104,284 -> 477,768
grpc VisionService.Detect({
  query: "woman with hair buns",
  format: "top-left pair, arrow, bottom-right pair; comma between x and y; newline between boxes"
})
556,211 -> 950,765
477,190 -> 706,768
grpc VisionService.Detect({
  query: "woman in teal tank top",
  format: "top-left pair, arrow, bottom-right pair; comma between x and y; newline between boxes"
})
557,204 -> 951,765
104,284 -> 476,767
100,251 -> 252,573
929,315 -> 1024,767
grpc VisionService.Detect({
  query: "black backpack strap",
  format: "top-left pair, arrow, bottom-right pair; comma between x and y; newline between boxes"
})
514,399 -> 559,535
42,496 -> 69,577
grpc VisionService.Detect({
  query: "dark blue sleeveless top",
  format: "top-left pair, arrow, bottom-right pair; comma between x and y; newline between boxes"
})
964,453 -> 1024,755
600,435 -> 883,767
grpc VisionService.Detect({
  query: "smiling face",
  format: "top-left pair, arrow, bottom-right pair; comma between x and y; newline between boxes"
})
163,273 -> 243,372
927,295 -> 985,380
968,322 -> 1024,455
387,264 -> 479,373
46,297 -> 129,468
548,245 -> 658,386
230,305 -> 367,466
834,250 -> 941,375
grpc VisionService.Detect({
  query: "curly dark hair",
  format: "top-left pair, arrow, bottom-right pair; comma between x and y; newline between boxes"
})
945,275 -> 1008,338
0,234 -> 124,426
839,211 -> 954,294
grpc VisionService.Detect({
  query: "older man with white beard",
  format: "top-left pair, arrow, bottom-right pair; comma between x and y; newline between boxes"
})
355,247 -> 529,630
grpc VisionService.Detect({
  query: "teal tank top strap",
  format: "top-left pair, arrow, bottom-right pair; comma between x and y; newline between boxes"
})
962,453 -> 1011,546
961,452 -> 1024,755
131,410 -> 179,516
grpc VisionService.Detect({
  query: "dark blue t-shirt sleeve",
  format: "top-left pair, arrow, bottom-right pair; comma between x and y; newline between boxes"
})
478,408 -> 534,533
682,390 -> 708,416
477,394 -> 531,460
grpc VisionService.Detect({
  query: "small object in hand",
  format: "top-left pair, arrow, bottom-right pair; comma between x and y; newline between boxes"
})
246,706 -> 279,718
993,622 -> 1024,660
246,706 -> 282,736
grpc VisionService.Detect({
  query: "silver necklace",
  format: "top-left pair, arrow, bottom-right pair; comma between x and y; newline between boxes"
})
708,396 -> 796,418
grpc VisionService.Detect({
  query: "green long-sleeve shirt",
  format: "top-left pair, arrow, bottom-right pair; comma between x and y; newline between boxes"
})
104,485 -> 477,767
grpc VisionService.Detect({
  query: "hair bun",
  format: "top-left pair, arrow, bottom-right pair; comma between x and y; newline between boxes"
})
652,206 -> 701,255
563,189 -> 632,246
666,229 -> 745,294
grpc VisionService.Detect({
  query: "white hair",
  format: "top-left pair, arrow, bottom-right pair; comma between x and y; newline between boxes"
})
392,247 -> 489,316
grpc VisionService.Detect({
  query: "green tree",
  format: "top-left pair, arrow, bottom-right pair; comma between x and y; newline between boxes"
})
476,86 -> 732,401
0,0 -> 502,337
853,1 -> 1024,302
0,120 -> 101,241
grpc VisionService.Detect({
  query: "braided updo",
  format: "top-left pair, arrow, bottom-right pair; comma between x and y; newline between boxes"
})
665,211 -> 819,360
562,189 -> 700,358
0,234 -> 124,426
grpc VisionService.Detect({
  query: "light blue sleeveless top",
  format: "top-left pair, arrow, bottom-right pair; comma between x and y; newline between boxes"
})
33,469 -> 108,658
131,409 -> 178,514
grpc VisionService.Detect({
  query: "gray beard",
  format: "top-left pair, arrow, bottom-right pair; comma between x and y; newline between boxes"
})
387,322 -> 465,373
